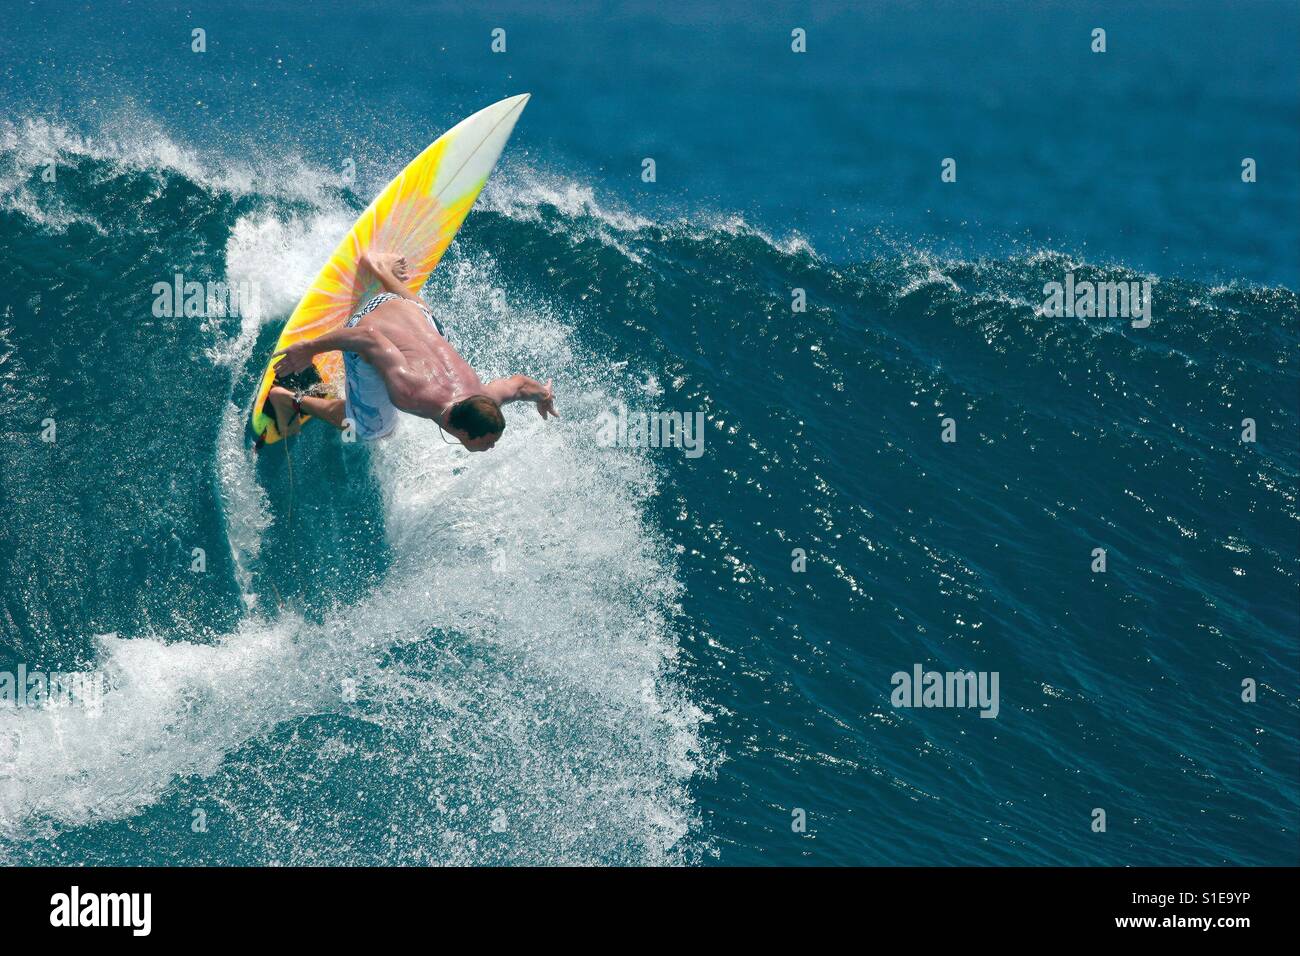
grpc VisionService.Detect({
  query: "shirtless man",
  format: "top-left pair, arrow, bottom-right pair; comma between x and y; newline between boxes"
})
268,251 -> 557,451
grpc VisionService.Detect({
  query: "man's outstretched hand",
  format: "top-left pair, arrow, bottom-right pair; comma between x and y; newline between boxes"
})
535,379 -> 559,420
480,375 -> 559,419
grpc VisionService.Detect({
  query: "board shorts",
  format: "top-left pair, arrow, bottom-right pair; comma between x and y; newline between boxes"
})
343,293 -> 447,441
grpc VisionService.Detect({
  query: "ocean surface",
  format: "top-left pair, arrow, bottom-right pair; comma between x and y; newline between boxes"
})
1,0 -> 1297,865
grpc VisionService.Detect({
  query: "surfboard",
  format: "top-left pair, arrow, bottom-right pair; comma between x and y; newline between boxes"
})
250,93 -> 530,447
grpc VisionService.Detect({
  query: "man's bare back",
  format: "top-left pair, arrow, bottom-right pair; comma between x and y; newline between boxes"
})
269,251 -> 557,451
353,293 -> 482,417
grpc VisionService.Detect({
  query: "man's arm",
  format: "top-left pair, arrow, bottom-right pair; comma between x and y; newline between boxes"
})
274,324 -> 388,372
483,375 -> 559,420
273,250 -> 416,375
272,326 -> 420,407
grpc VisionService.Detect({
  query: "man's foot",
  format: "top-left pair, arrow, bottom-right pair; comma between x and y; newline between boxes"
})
364,251 -> 410,283
267,386 -> 302,438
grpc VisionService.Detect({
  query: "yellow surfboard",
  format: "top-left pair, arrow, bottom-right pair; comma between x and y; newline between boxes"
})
251,94 -> 530,447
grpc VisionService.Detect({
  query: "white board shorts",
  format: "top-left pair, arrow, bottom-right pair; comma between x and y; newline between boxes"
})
343,293 -> 447,441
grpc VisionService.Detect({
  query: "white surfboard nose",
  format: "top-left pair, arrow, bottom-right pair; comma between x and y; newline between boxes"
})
430,94 -> 531,199
446,94 -> 530,152
482,93 -> 530,121
491,93 -> 531,131
496,93 -> 530,130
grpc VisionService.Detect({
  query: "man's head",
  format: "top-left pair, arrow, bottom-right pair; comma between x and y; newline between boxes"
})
447,394 -> 505,451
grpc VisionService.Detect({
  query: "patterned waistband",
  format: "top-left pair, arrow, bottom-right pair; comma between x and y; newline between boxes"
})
349,292 -> 445,337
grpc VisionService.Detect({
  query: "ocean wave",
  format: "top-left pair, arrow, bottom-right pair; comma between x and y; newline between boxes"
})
2,108 -> 1296,865
481,169 -> 816,259
0,114 -> 346,207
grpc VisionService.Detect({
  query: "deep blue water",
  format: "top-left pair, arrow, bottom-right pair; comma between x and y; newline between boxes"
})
0,0 -> 1297,865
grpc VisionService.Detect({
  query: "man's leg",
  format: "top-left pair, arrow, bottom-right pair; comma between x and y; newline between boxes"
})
268,385 -> 346,435
299,394 -> 346,428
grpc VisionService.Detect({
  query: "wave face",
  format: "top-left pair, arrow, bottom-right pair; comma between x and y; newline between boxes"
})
1,111 -> 1297,866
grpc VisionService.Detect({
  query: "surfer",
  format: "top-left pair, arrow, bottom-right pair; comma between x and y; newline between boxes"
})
267,251 -> 558,450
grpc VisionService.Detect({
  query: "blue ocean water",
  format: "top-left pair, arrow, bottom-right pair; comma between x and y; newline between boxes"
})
0,0 -> 1296,865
